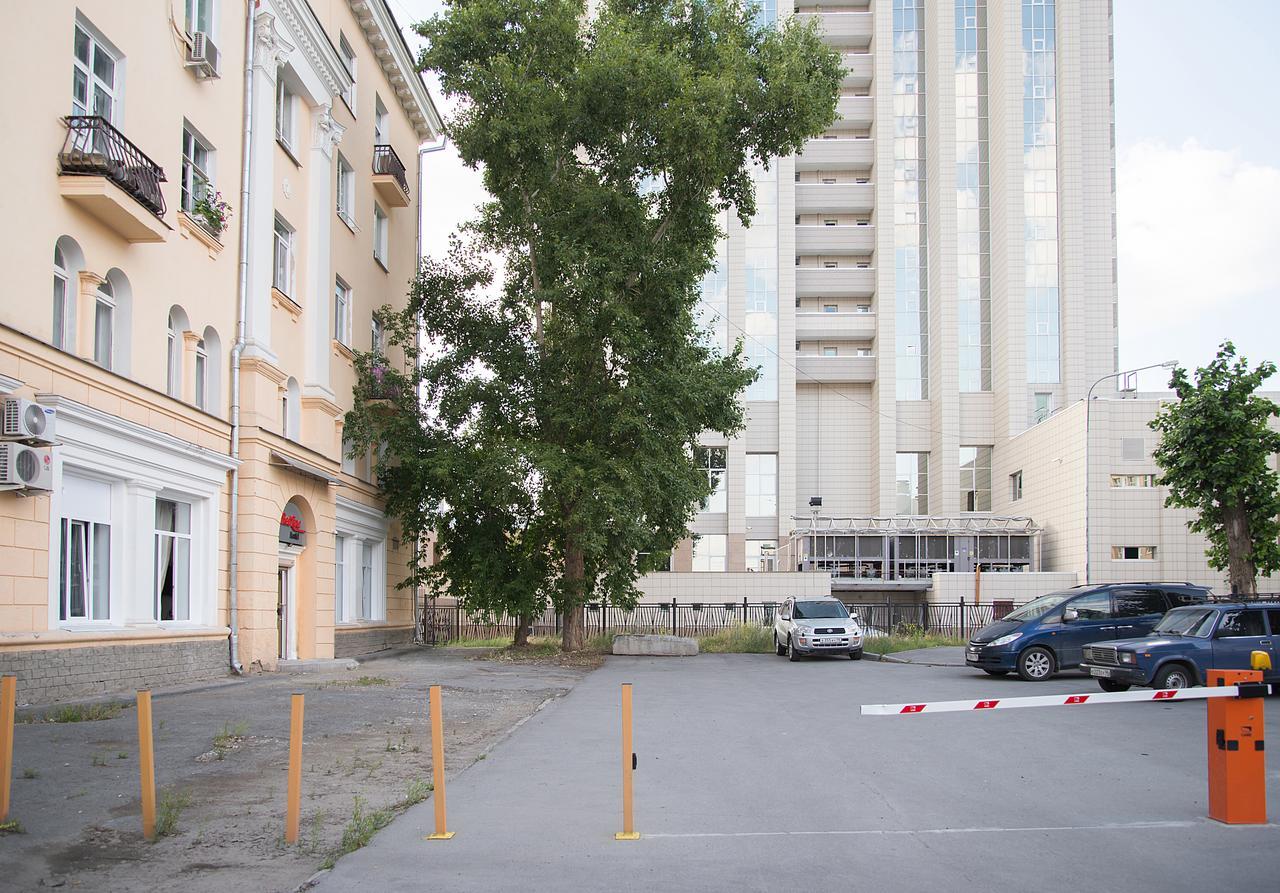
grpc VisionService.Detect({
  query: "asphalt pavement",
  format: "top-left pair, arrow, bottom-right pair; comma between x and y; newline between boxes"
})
317,654 -> 1280,892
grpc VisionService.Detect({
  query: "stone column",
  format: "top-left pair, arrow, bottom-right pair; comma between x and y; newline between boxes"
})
304,104 -> 343,401
75,270 -> 105,363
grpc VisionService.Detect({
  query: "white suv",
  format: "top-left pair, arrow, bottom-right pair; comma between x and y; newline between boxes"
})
774,597 -> 863,661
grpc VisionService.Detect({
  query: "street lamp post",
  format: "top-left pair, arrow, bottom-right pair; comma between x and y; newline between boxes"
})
1082,360 -> 1178,584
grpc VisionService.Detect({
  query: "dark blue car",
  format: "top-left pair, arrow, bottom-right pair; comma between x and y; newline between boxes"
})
1079,602 -> 1280,691
965,583 -> 1211,681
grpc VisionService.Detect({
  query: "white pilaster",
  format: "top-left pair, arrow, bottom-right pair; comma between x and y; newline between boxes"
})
304,104 -> 343,400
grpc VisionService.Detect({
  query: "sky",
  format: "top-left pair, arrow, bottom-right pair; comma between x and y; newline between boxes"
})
392,0 -> 1280,391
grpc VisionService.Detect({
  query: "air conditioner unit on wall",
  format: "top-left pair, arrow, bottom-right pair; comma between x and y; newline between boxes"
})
0,443 -> 53,492
187,31 -> 221,79
2,398 -> 56,446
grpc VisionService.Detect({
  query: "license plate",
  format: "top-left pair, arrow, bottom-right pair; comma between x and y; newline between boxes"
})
1090,667 -> 1112,678
821,638 -> 842,645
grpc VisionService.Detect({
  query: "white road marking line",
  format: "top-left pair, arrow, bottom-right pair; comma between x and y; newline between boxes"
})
642,821 -> 1280,839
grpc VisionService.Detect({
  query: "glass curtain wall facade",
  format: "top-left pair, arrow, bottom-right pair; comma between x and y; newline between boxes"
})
1023,0 -> 1060,385
955,0 -> 991,392
696,212 -> 729,354
893,0 -> 928,399
744,163 -> 778,401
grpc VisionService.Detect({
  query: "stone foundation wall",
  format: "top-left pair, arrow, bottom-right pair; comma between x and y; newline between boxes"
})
0,639 -> 229,705
334,625 -> 415,658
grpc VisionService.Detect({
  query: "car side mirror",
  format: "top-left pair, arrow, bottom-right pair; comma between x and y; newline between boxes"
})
1063,608 -> 1078,622
850,612 -> 859,621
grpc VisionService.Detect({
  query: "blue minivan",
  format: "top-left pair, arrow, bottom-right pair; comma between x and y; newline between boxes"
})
965,583 -> 1212,681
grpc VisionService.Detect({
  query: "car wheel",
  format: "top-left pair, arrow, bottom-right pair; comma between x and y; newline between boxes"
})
1098,679 -> 1131,693
849,649 -> 862,661
982,669 -> 1009,677
787,637 -> 801,662
774,634 -> 786,657
1153,663 -> 1195,690
1016,646 -> 1056,681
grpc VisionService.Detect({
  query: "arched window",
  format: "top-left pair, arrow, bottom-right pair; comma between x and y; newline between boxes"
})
283,377 -> 301,439
200,326 -> 222,416
95,269 -> 133,374
165,306 -> 191,398
94,279 -> 115,368
53,237 -> 85,352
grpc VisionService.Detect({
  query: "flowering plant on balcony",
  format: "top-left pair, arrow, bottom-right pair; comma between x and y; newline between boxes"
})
192,187 -> 233,237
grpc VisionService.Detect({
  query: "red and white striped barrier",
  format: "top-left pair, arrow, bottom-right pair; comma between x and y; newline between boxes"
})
861,685 -> 1247,716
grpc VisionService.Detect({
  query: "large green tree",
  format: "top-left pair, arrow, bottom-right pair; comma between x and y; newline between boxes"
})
343,0 -> 843,648
1149,342 -> 1280,595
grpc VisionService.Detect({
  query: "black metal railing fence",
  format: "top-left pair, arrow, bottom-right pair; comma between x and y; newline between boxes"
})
60,115 -> 167,216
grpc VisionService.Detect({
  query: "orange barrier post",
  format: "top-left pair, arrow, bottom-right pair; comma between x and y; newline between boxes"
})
426,685 -> 454,839
137,690 -> 156,840
285,692 -> 304,844
615,682 -> 639,840
1206,668 -> 1267,824
1,675 -> 16,822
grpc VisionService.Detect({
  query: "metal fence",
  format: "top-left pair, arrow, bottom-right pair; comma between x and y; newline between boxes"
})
423,598 -> 1014,644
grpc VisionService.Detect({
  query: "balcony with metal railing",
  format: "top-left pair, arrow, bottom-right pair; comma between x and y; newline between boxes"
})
372,144 -> 411,208
58,116 -> 168,242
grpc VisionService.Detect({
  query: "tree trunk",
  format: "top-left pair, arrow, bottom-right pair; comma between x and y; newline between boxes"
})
1223,501 -> 1258,595
561,543 -> 587,651
514,612 -> 532,647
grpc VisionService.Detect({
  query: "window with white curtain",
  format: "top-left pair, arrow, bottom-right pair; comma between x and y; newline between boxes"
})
335,534 -> 346,622
154,499 -> 192,621
73,20 -> 119,122
53,244 -> 70,350
94,279 -> 115,368
360,542 -> 373,619
745,454 -> 777,516
194,338 -> 208,410
373,204 -> 388,267
335,277 -> 352,346
695,447 -> 726,513
336,154 -> 355,226
166,312 -> 181,397
273,216 -> 294,296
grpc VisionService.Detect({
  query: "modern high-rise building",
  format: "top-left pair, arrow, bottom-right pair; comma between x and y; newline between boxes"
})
649,0 -> 1122,601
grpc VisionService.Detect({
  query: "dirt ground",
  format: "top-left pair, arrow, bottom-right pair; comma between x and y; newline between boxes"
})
0,648 -> 593,892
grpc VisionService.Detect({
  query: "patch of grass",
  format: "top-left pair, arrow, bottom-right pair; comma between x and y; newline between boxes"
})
323,796 -> 395,868
22,702 -> 127,724
863,633 -> 966,655
401,779 -> 433,806
446,635 -> 514,648
117,751 -> 128,760
91,752 -> 109,767
211,721 -> 249,759
0,820 -> 24,834
154,788 -> 192,838
21,767 -> 39,779
697,624 -> 774,654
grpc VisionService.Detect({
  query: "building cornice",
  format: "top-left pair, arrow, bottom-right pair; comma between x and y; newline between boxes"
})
348,0 -> 443,141
273,0 -> 353,100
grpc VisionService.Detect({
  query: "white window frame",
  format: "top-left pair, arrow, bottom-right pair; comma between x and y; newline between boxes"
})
1111,546 -> 1157,561
154,497 -> 193,622
184,0 -> 215,38
336,152 -> 355,228
53,245 -> 71,351
275,72 -> 295,150
692,534 -> 727,573
273,215 -> 295,296
373,203 -> 388,268
73,19 -> 121,123
371,314 -> 384,353
334,497 -> 388,624
94,279 -> 115,369
823,346 -> 838,357
339,33 -> 357,114
166,312 -> 182,397
181,124 -> 214,215
696,446 -> 727,514
335,533 -> 346,621
335,277 -> 352,346
1010,470 -> 1024,501
374,95 -> 389,145
194,337 -> 208,410
745,454 -> 777,517
57,473 -> 114,625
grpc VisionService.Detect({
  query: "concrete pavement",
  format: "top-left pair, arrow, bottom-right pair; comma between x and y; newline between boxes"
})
317,655 -> 1280,892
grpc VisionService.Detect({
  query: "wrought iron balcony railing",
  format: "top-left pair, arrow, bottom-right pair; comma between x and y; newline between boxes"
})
372,144 -> 410,197
60,116 -> 167,217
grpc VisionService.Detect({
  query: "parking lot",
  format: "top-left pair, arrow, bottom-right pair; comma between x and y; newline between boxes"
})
319,654 -> 1280,892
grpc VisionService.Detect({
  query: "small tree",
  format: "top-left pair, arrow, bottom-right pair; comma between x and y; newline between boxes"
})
344,0 -> 843,649
1149,342 -> 1280,595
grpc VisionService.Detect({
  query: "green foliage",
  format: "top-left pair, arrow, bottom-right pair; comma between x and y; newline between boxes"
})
863,634 -> 966,656
697,624 -> 774,653
22,702 -> 127,724
154,788 -> 192,838
345,0 -> 842,648
1149,342 -> 1280,593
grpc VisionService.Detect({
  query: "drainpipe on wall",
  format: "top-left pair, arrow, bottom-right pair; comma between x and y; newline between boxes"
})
226,0 -> 259,674
411,137 -> 447,644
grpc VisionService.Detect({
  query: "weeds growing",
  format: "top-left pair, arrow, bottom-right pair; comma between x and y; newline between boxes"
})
21,702 -> 127,724
154,788 -> 192,838
697,624 -> 774,654
211,721 -> 249,759
863,632 -> 966,655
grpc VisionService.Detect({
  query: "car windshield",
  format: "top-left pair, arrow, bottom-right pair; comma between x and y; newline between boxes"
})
1152,607 -> 1216,638
793,601 -> 849,620
1000,592 -> 1071,622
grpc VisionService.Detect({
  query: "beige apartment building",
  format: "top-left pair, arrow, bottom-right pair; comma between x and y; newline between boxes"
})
0,0 -> 441,701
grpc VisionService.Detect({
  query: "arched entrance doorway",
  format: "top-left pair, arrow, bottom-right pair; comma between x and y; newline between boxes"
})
277,497 -> 315,660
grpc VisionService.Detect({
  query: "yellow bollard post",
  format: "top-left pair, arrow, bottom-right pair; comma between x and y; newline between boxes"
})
286,692 -> 304,844
615,682 -> 639,840
1,675 -> 16,822
426,684 -> 455,839
137,690 -> 156,840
